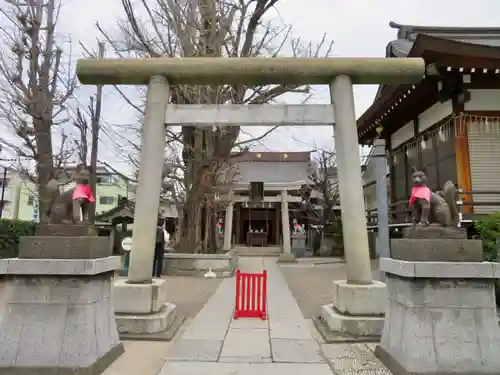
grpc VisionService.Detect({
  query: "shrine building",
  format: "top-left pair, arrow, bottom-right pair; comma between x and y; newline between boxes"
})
219,151 -> 324,248
359,21 -> 500,223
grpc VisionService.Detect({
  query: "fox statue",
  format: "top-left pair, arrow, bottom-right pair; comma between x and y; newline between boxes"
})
408,166 -> 459,227
47,164 -> 95,224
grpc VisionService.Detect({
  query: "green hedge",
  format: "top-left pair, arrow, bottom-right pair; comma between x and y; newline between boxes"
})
475,211 -> 500,307
475,212 -> 500,262
0,219 -> 35,259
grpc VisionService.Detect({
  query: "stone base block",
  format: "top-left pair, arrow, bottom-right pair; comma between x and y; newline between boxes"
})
391,238 -> 482,262
380,258 -> 499,278
0,256 -> 121,275
0,271 -> 123,374
321,304 -> 384,337
377,272 -> 500,374
164,251 -> 238,277
116,302 -> 176,334
34,224 -> 98,237
115,303 -> 184,341
113,278 -> 167,314
19,235 -> 111,259
276,253 -> 297,263
402,225 -> 466,239
313,316 -> 380,343
333,280 -> 386,316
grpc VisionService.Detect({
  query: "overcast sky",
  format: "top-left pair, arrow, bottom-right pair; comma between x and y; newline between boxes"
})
13,0 -> 500,176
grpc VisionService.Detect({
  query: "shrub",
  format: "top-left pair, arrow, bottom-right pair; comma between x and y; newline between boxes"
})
325,220 -> 343,236
475,212 -> 500,262
475,212 -> 500,307
0,219 -> 35,259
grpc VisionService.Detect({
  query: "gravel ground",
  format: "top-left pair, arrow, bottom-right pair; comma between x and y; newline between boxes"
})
161,275 -> 222,318
280,260 -> 380,319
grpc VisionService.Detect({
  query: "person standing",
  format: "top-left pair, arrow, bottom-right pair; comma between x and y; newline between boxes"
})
153,218 -> 166,278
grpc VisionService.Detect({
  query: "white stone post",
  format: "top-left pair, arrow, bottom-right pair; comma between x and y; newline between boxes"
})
373,138 -> 390,282
330,75 -> 372,285
223,202 -> 233,250
281,190 -> 291,254
277,190 -> 295,262
127,76 -> 170,283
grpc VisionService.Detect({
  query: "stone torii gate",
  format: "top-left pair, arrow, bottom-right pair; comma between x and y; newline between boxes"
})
77,57 -> 426,336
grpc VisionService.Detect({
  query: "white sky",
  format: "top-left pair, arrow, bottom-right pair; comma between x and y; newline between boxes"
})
4,0 -> 500,177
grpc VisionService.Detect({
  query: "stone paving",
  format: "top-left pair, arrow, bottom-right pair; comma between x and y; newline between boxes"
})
158,257 -> 390,375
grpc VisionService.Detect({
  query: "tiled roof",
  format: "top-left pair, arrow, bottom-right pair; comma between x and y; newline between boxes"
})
96,197 -> 178,222
387,39 -> 414,57
390,21 -> 500,41
95,197 -> 135,222
374,21 -> 500,100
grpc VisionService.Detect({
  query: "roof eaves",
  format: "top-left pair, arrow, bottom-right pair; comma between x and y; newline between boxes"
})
390,21 -> 500,36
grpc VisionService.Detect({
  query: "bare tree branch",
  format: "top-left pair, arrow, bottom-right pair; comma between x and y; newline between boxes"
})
97,0 -> 334,252
0,0 -> 78,221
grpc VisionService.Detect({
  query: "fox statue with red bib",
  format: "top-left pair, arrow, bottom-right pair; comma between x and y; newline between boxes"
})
47,164 -> 95,224
408,166 -> 458,227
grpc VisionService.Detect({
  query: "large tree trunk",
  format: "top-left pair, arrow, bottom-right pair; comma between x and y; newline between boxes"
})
35,119 -> 55,223
174,206 -> 184,249
209,206 -> 219,253
202,202 -> 208,253
180,187 -> 203,253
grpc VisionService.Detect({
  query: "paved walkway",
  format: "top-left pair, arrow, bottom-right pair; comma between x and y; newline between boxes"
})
102,257 -> 388,375
159,257 -> 334,375
1,258 -> 388,375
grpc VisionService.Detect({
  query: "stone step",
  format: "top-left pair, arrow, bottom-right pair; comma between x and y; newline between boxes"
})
234,252 -> 281,257
232,247 -> 282,257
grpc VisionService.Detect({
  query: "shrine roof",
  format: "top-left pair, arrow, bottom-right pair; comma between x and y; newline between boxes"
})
235,161 -> 311,185
374,21 -> 500,100
227,152 -> 314,186
357,21 -> 500,143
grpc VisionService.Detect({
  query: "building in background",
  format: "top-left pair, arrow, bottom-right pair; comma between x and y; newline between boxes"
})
62,166 -> 131,218
0,166 -> 131,221
218,152 -> 319,247
0,167 -> 23,220
358,21 -> 500,222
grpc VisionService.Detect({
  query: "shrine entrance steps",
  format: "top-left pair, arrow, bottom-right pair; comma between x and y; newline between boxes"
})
232,246 -> 282,257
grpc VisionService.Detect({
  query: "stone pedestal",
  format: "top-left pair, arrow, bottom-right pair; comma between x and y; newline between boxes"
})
0,256 -> 124,374
19,224 -> 111,259
376,258 -> 500,375
391,226 -> 482,262
291,233 -> 306,258
319,280 -> 386,339
113,278 -> 184,340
